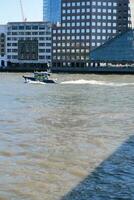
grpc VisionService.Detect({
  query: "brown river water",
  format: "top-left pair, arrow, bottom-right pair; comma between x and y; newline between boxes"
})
0,73 -> 134,200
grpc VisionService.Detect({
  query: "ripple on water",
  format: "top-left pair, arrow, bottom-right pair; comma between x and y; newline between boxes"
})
0,73 -> 134,199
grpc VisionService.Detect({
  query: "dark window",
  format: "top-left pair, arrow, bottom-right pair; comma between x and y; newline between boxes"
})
18,39 -> 38,60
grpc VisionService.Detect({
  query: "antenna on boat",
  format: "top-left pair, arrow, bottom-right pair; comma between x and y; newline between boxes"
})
19,0 -> 27,22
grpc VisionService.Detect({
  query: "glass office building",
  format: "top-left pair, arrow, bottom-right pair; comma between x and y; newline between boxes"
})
90,30 -> 134,63
52,0 -> 132,69
43,0 -> 61,23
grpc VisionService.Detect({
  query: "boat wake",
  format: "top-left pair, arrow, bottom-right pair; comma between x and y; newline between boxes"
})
26,80 -> 46,85
61,79 -> 134,87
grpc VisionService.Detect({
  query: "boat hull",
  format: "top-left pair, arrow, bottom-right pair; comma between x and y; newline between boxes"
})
23,76 -> 56,84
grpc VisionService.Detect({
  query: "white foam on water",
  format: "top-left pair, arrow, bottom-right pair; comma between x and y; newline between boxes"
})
61,79 -> 134,87
26,80 -> 46,85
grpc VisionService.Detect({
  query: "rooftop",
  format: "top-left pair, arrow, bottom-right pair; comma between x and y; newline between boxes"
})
90,29 -> 134,63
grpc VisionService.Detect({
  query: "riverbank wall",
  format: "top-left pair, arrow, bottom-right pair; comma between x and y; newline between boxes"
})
1,66 -> 134,74
51,66 -> 134,74
0,65 -> 48,73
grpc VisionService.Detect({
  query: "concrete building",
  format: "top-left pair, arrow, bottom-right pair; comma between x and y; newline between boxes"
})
43,0 -> 61,23
52,0 -> 132,69
0,25 -> 7,67
6,22 -> 51,70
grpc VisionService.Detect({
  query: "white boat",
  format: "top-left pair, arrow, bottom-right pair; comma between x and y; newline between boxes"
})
23,72 -> 56,84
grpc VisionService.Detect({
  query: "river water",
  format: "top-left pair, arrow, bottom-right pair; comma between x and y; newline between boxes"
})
0,73 -> 134,200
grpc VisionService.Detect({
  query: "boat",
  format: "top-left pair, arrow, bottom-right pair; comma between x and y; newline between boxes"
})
23,71 -> 56,84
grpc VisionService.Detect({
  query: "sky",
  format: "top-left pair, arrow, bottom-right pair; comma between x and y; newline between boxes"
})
0,0 -> 134,25
0,0 -> 42,24
130,0 -> 134,26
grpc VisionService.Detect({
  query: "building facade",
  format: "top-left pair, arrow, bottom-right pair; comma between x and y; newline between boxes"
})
43,0 -> 61,23
52,0 -> 132,69
0,25 -> 7,67
6,22 -> 51,69
90,29 -> 134,64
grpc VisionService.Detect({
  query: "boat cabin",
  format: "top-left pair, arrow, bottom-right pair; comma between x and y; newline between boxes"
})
34,72 -> 50,81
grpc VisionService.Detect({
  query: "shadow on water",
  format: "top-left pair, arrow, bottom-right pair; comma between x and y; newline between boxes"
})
61,135 -> 134,200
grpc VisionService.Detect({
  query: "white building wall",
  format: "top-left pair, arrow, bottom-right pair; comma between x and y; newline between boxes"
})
6,22 -> 51,65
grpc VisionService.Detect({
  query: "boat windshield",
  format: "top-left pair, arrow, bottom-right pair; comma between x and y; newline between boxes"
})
34,72 -> 50,81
